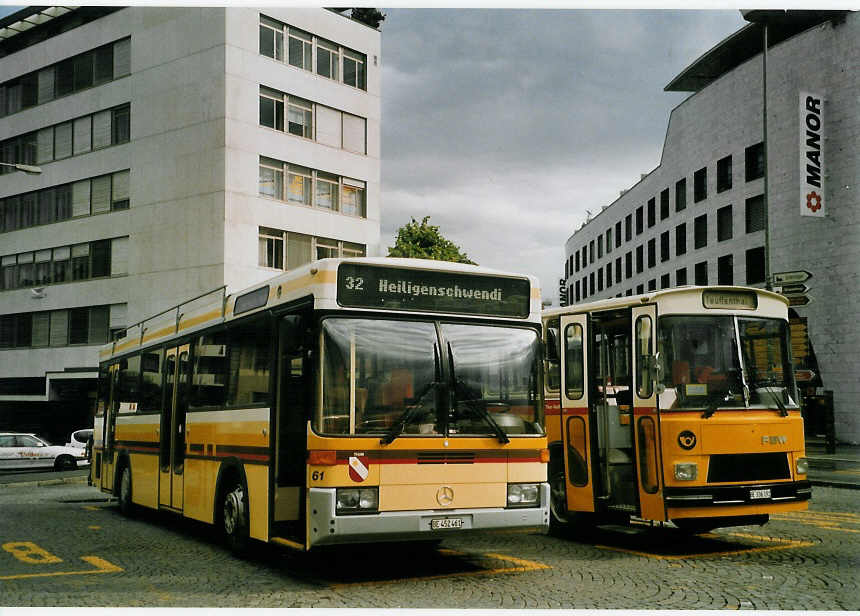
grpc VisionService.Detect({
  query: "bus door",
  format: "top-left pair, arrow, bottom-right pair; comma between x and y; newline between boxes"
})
590,310 -> 637,514
631,304 -> 665,521
559,313 -> 594,513
159,344 -> 189,511
100,363 -> 119,492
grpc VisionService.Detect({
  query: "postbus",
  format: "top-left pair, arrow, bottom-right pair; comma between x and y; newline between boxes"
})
92,257 -> 549,552
542,286 -> 810,534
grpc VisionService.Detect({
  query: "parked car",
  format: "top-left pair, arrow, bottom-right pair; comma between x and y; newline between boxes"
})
0,432 -> 90,471
66,428 -> 94,449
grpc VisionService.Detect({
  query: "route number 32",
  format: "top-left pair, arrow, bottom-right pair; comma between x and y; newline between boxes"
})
344,276 -> 364,290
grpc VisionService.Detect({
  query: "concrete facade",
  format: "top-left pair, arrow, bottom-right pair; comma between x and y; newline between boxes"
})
561,14 -> 859,442
0,7 -> 381,439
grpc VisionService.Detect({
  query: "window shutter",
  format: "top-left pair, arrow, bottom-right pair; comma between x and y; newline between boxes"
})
88,306 -> 109,343
111,237 -> 128,276
112,170 -> 129,204
36,128 -> 53,164
73,116 -> 92,155
92,110 -> 111,149
54,123 -> 72,159
110,303 -> 127,330
113,38 -> 131,77
316,105 -> 341,148
72,180 -> 91,217
91,175 -> 111,214
37,67 -> 54,104
342,113 -> 366,154
32,312 -> 50,347
49,310 -> 69,347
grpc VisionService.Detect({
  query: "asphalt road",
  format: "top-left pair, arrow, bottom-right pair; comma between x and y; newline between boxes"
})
0,480 -> 857,609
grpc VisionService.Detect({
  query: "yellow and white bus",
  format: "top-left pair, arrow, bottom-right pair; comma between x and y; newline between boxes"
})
92,258 -> 549,552
543,286 -> 810,534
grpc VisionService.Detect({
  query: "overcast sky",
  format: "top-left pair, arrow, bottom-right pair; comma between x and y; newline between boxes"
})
0,5 -> 750,302
379,9 -> 748,302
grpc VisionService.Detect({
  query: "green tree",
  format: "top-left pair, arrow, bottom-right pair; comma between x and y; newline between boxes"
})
387,216 -> 476,264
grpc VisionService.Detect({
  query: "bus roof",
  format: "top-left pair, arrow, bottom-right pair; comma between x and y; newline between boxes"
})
543,285 -> 789,320
102,257 -> 542,362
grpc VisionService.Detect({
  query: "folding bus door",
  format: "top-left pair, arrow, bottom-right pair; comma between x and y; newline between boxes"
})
631,304 -> 665,521
159,344 -> 189,511
559,313 -> 594,514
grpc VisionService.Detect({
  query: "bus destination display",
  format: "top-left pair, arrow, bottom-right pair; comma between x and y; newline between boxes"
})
337,263 -> 531,318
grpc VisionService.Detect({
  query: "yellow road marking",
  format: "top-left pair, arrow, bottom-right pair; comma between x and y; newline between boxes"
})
329,549 -> 549,588
772,510 -> 860,533
2,542 -> 62,564
596,532 -> 813,560
0,556 -> 122,581
88,526 -> 101,530
83,506 -> 103,511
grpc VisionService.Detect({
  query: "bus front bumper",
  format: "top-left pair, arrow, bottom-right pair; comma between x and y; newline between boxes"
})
664,480 -> 812,508
308,485 -> 550,548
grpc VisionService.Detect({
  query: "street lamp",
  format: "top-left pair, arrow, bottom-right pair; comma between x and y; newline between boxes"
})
0,162 -> 42,174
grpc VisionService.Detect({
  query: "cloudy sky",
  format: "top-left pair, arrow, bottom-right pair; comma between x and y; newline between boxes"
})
378,9 -> 747,302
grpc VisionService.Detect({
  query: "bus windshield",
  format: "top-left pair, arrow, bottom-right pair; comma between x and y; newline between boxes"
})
657,315 -> 797,411
318,318 -> 543,437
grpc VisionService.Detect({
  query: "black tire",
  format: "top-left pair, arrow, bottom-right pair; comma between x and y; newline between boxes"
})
221,478 -> 250,555
54,455 -> 76,471
118,465 -> 134,516
549,466 -> 571,535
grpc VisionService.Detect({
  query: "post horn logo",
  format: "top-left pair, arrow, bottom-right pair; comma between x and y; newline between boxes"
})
806,191 -> 822,213
436,486 -> 454,507
678,430 -> 697,450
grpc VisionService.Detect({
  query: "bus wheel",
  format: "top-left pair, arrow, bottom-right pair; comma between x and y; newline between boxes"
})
222,480 -> 249,555
549,468 -> 570,534
118,465 -> 134,516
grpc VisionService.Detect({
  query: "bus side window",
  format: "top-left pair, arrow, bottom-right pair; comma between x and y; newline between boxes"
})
545,318 -> 560,391
564,323 -> 584,400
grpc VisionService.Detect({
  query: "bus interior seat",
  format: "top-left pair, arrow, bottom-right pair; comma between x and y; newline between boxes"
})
382,369 -> 414,408
672,360 -> 690,384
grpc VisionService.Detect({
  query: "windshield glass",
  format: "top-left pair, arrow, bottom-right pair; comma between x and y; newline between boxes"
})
657,315 -> 796,410
317,318 -> 543,437
443,324 -> 543,436
738,317 -> 798,407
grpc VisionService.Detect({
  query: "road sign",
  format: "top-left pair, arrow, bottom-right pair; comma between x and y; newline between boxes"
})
773,283 -> 809,296
772,270 -> 812,285
788,295 -> 812,306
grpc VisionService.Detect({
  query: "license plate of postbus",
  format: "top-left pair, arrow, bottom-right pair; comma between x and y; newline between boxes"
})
750,488 -> 771,500
430,518 -> 463,530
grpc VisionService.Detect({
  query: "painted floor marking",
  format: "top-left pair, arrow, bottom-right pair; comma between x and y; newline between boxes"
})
772,510 -> 860,534
596,532 -> 813,560
329,549 -> 549,588
0,556 -> 122,581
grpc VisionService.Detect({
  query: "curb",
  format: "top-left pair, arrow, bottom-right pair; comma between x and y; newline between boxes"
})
0,475 -> 89,489
810,479 -> 860,491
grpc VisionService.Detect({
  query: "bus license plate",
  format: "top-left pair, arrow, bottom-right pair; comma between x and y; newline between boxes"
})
750,488 -> 771,500
431,518 -> 463,530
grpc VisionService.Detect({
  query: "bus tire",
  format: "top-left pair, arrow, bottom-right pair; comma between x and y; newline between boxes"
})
549,463 -> 570,535
118,464 -> 135,517
220,477 -> 250,556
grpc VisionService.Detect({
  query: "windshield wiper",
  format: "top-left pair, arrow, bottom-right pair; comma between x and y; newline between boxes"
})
749,378 -> 790,417
379,381 -> 440,445
701,391 -> 733,419
446,341 -> 509,444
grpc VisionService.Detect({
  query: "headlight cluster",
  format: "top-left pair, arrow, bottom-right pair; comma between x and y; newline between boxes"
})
336,487 -> 379,514
674,462 -> 698,481
507,483 -> 541,508
796,457 -> 809,475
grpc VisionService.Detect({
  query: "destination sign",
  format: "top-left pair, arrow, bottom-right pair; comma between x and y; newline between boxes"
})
337,263 -> 531,318
702,290 -> 758,310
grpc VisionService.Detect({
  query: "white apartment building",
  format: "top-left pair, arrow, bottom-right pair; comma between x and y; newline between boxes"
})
0,7 -> 381,440
561,12 -> 858,443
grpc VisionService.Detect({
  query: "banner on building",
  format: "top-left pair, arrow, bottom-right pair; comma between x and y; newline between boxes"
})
799,91 -> 825,217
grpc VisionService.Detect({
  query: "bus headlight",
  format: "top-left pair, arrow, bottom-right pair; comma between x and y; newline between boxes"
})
507,483 -> 540,507
336,488 -> 379,514
674,463 -> 698,481
796,457 -> 809,475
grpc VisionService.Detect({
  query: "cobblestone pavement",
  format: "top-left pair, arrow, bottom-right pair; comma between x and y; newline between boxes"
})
0,483 -> 857,609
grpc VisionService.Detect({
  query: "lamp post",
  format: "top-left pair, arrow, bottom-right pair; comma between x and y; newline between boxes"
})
0,162 -> 42,174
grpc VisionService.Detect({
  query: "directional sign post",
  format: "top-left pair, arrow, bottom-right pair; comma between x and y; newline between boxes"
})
788,295 -> 812,306
772,270 -> 812,285
772,271 -> 812,307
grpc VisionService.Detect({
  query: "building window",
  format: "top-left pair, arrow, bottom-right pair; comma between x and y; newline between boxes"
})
675,223 -> 686,256
581,246 -> 587,269
718,254 -> 733,285
597,268 -> 603,292
316,39 -> 340,80
636,284 -> 644,294
647,238 -> 655,268
575,280 -> 580,303
597,236 -> 603,259
660,273 -> 670,289
259,15 -> 285,61
647,279 -> 656,291
717,155 -> 732,192
258,227 -> 363,271
288,27 -> 313,71
615,257 -> 622,284
675,178 -> 686,212
717,204 -> 732,241
575,251 -> 580,272
636,245 -> 644,274
625,251 -> 632,279
589,272 -> 595,296
676,267 -> 687,286
694,167 -> 707,202
660,188 -> 669,220
694,214 -> 707,249
636,206 -> 643,235
695,261 -> 708,285
258,156 -> 366,218
660,231 -> 669,262
745,195 -> 765,233
581,276 -> 587,299
625,214 -> 632,242
343,49 -> 367,90
625,289 -> 633,296
0,305 -> 110,349
746,247 -> 765,284
589,240 -> 594,264
615,221 -> 622,247
745,142 -> 765,181
606,263 -> 612,288
647,198 -> 655,228
605,229 -> 612,254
